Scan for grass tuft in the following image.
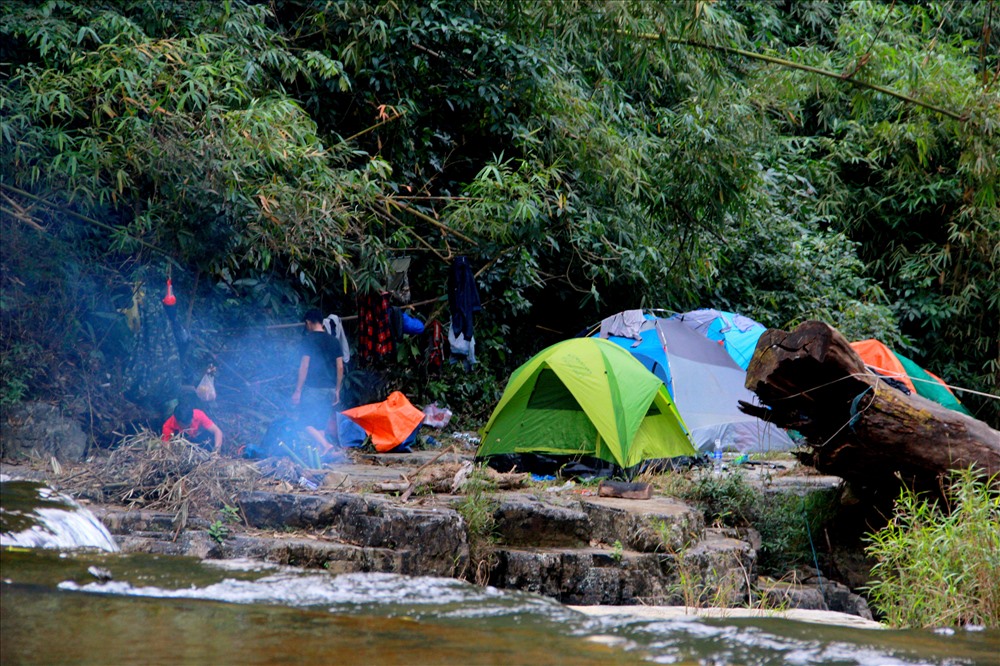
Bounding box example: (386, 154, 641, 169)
(454, 464, 500, 585)
(864, 467, 1000, 628)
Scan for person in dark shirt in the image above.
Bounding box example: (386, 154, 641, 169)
(291, 308, 344, 452)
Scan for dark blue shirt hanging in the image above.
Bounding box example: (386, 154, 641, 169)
(448, 256, 481, 339)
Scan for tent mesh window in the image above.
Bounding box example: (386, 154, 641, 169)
(527, 369, 582, 411)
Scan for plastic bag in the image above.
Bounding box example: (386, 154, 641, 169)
(196, 365, 217, 402)
(422, 402, 452, 428)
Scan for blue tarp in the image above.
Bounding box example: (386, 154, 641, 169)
(670, 309, 767, 370)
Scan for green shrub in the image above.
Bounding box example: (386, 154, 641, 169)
(0, 341, 41, 407)
(682, 470, 837, 576)
(865, 468, 1000, 628)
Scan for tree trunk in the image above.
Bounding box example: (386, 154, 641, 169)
(739, 320, 1000, 492)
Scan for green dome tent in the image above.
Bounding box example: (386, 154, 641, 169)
(478, 338, 696, 470)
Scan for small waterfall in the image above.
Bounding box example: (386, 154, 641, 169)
(1, 479, 119, 552)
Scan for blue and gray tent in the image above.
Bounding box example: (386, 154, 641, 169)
(595, 311, 794, 454)
(669, 309, 767, 371)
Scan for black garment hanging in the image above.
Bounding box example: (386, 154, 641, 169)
(448, 256, 481, 339)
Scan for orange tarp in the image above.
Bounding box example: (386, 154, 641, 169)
(341, 391, 424, 452)
(850, 339, 916, 393)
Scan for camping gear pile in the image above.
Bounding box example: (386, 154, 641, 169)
(476, 307, 975, 478)
(341, 391, 424, 452)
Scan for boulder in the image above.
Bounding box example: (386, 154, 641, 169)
(491, 547, 676, 605)
(116, 530, 221, 559)
(223, 535, 403, 573)
(94, 507, 208, 534)
(237, 491, 468, 577)
(758, 576, 874, 619)
(1, 402, 88, 462)
(677, 528, 758, 607)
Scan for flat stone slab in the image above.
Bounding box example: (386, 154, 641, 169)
(350, 450, 473, 468)
(728, 460, 843, 495)
(317, 450, 475, 490)
(223, 534, 404, 574)
(491, 493, 590, 548)
(581, 495, 705, 552)
(93, 507, 209, 534)
(569, 605, 884, 630)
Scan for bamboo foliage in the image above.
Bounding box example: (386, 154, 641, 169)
(1, 0, 996, 422)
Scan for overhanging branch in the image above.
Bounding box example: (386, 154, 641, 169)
(0, 183, 180, 265)
(380, 196, 479, 246)
(622, 31, 968, 121)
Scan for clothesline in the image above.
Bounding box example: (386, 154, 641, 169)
(866, 369, 1000, 401)
(199, 296, 444, 333)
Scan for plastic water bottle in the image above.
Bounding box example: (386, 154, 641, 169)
(713, 439, 723, 473)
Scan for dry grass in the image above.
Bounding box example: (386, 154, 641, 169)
(63, 430, 266, 519)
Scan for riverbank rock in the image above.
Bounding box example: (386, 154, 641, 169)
(492, 493, 590, 548)
(1, 402, 88, 462)
(759, 575, 873, 620)
(237, 491, 468, 577)
(581, 495, 704, 552)
(3, 455, 878, 620)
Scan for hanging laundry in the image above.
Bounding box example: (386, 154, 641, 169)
(426, 320, 445, 371)
(322, 314, 352, 365)
(388, 306, 404, 343)
(448, 256, 481, 341)
(448, 321, 476, 370)
(356, 292, 394, 364)
(599, 309, 645, 347)
(401, 312, 425, 336)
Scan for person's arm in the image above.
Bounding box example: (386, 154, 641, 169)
(206, 422, 224, 453)
(161, 418, 175, 442)
(334, 357, 344, 405)
(292, 355, 310, 405)
(194, 411, 223, 453)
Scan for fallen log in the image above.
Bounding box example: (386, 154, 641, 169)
(739, 320, 1000, 492)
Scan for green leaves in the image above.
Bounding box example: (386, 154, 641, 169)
(865, 468, 1000, 628)
(1, 0, 359, 287)
(2, 0, 995, 424)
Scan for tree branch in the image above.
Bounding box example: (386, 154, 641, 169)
(380, 197, 479, 245)
(618, 32, 969, 121)
(674, 38, 966, 120)
(368, 204, 452, 263)
(331, 108, 407, 147)
(0, 183, 181, 265)
(0, 192, 47, 232)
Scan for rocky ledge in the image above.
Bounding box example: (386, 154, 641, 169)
(68, 451, 868, 618)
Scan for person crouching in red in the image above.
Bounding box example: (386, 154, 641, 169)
(162, 399, 224, 454)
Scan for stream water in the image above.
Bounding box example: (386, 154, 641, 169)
(3, 479, 998, 665)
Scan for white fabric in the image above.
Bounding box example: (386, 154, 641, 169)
(323, 314, 351, 365)
(447, 324, 476, 365)
(599, 309, 645, 344)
